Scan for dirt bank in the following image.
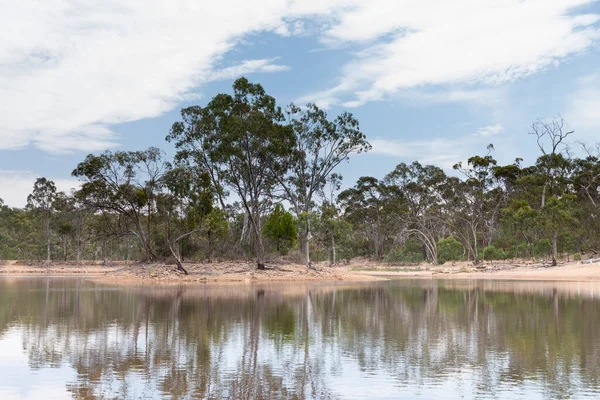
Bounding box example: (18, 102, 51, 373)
(0, 260, 384, 284)
(3, 259, 600, 283)
(350, 259, 600, 281)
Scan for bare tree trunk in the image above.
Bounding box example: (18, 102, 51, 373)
(551, 231, 558, 266)
(256, 229, 266, 270)
(541, 183, 547, 208)
(167, 229, 199, 275)
(332, 235, 336, 266)
(250, 207, 266, 270)
(45, 217, 51, 262)
(304, 218, 313, 269)
(168, 241, 189, 275)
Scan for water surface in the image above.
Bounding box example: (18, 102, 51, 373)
(1, 278, 600, 399)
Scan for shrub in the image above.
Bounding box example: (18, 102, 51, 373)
(264, 205, 297, 255)
(533, 239, 552, 257)
(383, 248, 424, 264)
(573, 253, 582, 261)
(437, 237, 463, 264)
(482, 245, 506, 261)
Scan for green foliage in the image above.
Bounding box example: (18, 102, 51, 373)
(3, 90, 600, 271)
(573, 253, 582, 261)
(264, 205, 297, 254)
(534, 239, 552, 257)
(437, 237, 464, 264)
(482, 245, 506, 261)
(383, 248, 424, 264)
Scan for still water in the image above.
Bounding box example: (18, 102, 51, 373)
(1, 278, 600, 399)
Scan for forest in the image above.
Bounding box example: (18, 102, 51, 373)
(1, 77, 599, 272)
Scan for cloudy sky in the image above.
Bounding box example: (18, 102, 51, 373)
(1, 0, 600, 206)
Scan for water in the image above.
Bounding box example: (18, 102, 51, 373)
(1, 278, 600, 399)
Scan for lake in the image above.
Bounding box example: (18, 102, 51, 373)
(1, 278, 600, 399)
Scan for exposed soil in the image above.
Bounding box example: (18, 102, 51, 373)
(3, 258, 600, 284)
(0, 259, 384, 284)
(349, 259, 600, 281)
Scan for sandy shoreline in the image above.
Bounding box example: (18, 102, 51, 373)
(2, 259, 600, 284)
(351, 260, 600, 281)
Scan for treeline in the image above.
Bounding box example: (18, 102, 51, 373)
(1, 78, 599, 271)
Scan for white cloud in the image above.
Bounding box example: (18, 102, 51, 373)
(1, 0, 598, 153)
(0, 171, 79, 208)
(474, 124, 504, 137)
(303, 0, 600, 107)
(0, 1, 294, 153)
(370, 137, 469, 169)
(566, 74, 600, 136)
(370, 126, 506, 169)
(208, 58, 290, 81)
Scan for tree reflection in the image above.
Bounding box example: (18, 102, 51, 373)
(0, 279, 599, 399)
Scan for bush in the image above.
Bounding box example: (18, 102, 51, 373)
(573, 253, 582, 261)
(383, 248, 424, 264)
(437, 237, 463, 264)
(482, 245, 506, 261)
(264, 205, 297, 255)
(534, 239, 552, 257)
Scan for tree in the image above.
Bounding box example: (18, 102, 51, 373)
(339, 177, 400, 260)
(529, 116, 573, 207)
(276, 104, 370, 268)
(264, 205, 297, 254)
(167, 77, 295, 270)
(26, 178, 57, 262)
(384, 162, 451, 264)
(159, 164, 219, 274)
(452, 147, 508, 262)
(319, 173, 344, 266)
(538, 195, 577, 266)
(72, 147, 167, 261)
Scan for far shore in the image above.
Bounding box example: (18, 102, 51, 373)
(2, 258, 600, 284)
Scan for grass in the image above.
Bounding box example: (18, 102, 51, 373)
(351, 266, 427, 272)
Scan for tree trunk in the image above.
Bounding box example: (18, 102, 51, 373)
(76, 243, 81, 264)
(167, 241, 188, 275)
(541, 183, 547, 208)
(303, 220, 313, 269)
(254, 216, 266, 270)
(45, 217, 51, 262)
(332, 235, 336, 266)
(256, 229, 266, 270)
(551, 231, 558, 266)
(305, 233, 312, 269)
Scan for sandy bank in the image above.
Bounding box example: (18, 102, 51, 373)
(0, 260, 384, 284)
(3, 259, 600, 284)
(351, 260, 600, 281)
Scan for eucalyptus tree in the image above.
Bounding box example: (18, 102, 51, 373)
(276, 103, 370, 268)
(318, 173, 345, 266)
(72, 147, 167, 261)
(52, 191, 75, 261)
(167, 77, 295, 269)
(26, 178, 57, 262)
(384, 162, 450, 264)
(159, 164, 221, 274)
(338, 177, 400, 260)
(529, 116, 573, 207)
(524, 119, 576, 265)
(452, 148, 509, 262)
(570, 143, 600, 249)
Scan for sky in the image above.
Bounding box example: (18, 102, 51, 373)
(1, 0, 600, 207)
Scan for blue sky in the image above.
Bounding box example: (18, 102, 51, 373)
(1, 0, 600, 206)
